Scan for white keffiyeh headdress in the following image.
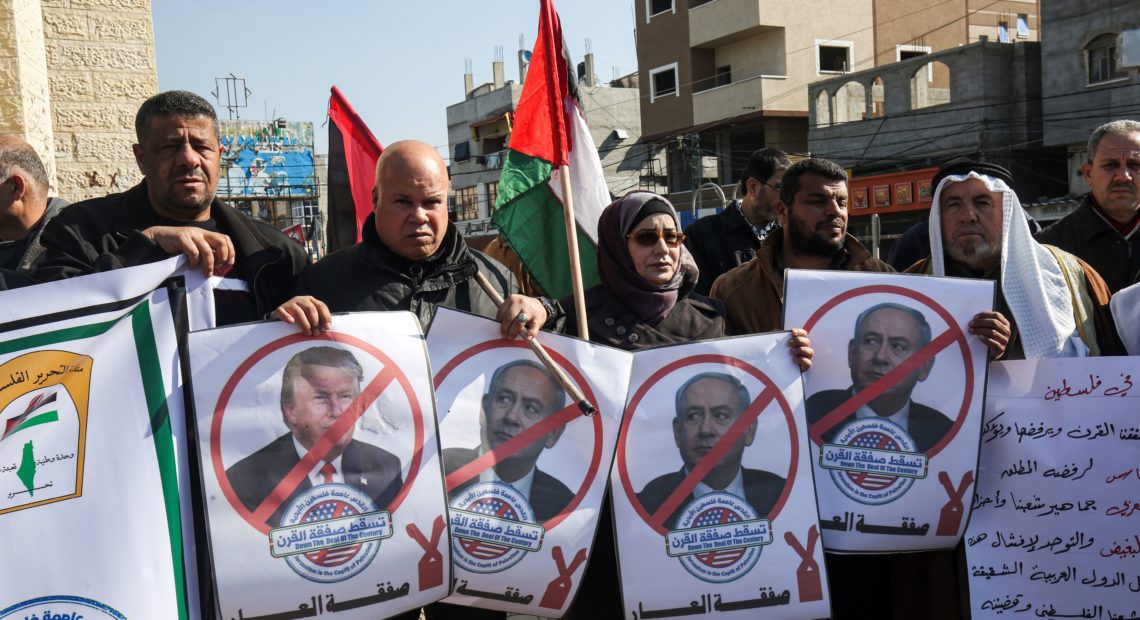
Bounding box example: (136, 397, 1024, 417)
(928, 172, 1087, 358)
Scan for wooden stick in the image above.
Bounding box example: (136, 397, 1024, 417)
(473, 271, 596, 416)
(559, 164, 590, 340)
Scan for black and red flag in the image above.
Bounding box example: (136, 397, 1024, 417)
(327, 86, 383, 252)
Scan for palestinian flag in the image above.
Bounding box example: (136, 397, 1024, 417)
(327, 86, 383, 252)
(1, 391, 57, 441)
(492, 0, 610, 300)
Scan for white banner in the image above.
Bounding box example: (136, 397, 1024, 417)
(966, 357, 1140, 619)
(428, 307, 631, 617)
(190, 313, 449, 619)
(0, 260, 201, 619)
(612, 333, 829, 619)
(784, 270, 992, 552)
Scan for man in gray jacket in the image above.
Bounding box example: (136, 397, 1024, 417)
(0, 137, 68, 288)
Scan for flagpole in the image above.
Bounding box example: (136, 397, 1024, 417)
(558, 165, 590, 340)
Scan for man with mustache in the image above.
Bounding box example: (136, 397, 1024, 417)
(1037, 120, 1140, 293)
(35, 90, 308, 326)
(907, 160, 1120, 359)
(709, 157, 892, 334)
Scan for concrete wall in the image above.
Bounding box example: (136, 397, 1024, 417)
(636, 0, 695, 138)
(42, 0, 157, 201)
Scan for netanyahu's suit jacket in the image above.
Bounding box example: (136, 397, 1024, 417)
(637, 467, 786, 530)
(442, 447, 574, 523)
(227, 433, 403, 527)
(805, 387, 954, 453)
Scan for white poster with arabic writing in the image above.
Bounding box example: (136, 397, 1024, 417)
(190, 313, 449, 620)
(612, 333, 829, 620)
(0, 259, 201, 620)
(784, 270, 992, 553)
(965, 357, 1140, 619)
(427, 307, 631, 618)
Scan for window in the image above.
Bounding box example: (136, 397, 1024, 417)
(817, 42, 853, 74)
(453, 141, 470, 162)
(998, 21, 1010, 43)
(715, 65, 731, 87)
(899, 50, 927, 61)
(647, 0, 673, 20)
(453, 186, 479, 221)
(650, 63, 678, 101)
(1016, 14, 1029, 38)
(485, 181, 498, 212)
(1087, 33, 1126, 85)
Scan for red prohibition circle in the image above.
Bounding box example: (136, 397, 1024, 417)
(616, 354, 800, 536)
(434, 339, 603, 532)
(801, 283, 975, 459)
(211, 331, 426, 536)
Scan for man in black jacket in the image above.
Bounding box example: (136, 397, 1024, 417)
(1037, 120, 1140, 293)
(35, 90, 308, 325)
(684, 148, 789, 294)
(279, 140, 553, 338)
(0, 137, 69, 288)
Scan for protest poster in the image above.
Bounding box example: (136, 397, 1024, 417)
(428, 307, 632, 617)
(612, 333, 829, 620)
(784, 270, 992, 552)
(190, 312, 448, 619)
(0, 259, 205, 619)
(966, 357, 1140, 619)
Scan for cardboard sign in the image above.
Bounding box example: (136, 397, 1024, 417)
(190, 313, 448, 619)
(612, 333, 829, 619)
(428, 308, 631, 617)
(784, 270, 992, 552)
(966, 358, 1140, 619)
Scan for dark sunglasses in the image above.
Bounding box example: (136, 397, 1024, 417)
(627, 229, 686, 247)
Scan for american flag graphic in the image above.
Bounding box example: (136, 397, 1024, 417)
(846, 431, 901, 490)
(692, 507, 746, 568)
(301, 500, 361, 567)
(458, 498, 519, 560)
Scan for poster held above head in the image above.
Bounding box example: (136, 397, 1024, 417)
(784, 270, 992, 553)
(189, 313, 448, 620)
(612, 333, 829, 619)
(428, 307, 631, 617)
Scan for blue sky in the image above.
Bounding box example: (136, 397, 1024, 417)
(152, 1, 639, 155)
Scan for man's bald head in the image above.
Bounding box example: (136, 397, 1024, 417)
(372, 140, 451, 260)
(0, 137, 51, 241)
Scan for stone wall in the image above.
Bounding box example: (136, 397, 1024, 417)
(0, 0, 157, 201)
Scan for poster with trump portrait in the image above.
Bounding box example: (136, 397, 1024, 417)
(611, 333, 829, 620)
(427, 307, 632, 617)
(784, 270, 993, 553)
(189, 313, 449, 620)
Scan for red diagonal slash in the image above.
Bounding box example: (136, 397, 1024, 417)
(809, 328, 956, 444)
(648, 388, 779, 530)
(936, 470, 974, 536)
(539, 546, 588, 609)
(407, 515, 446, 590)
(250, 365, 399, 525)
(444, 403, 581, 491)
(784, 525, 823, 602)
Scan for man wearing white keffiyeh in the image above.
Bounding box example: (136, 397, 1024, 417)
(906, 160, 1121, 359)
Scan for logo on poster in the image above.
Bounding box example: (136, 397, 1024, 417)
(668, 492, 769, 583)
(278, 483, 383, 582)
(0, 595, 125, 619)
(449, 482, 544, 573)
(825, 418, 925, 504)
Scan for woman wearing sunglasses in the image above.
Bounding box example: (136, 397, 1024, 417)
(562, 191, 726, 348)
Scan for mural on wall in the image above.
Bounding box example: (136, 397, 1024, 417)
(217, 120, 316, 198)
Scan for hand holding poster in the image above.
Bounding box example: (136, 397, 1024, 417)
(611, 333, 829, 619)
(189, 313, 448, 619)
(966, 358, 1140, 619)
(428, 307, 631, 617)
(0, 259, 206, 619)
(784, 270, 992, 552)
